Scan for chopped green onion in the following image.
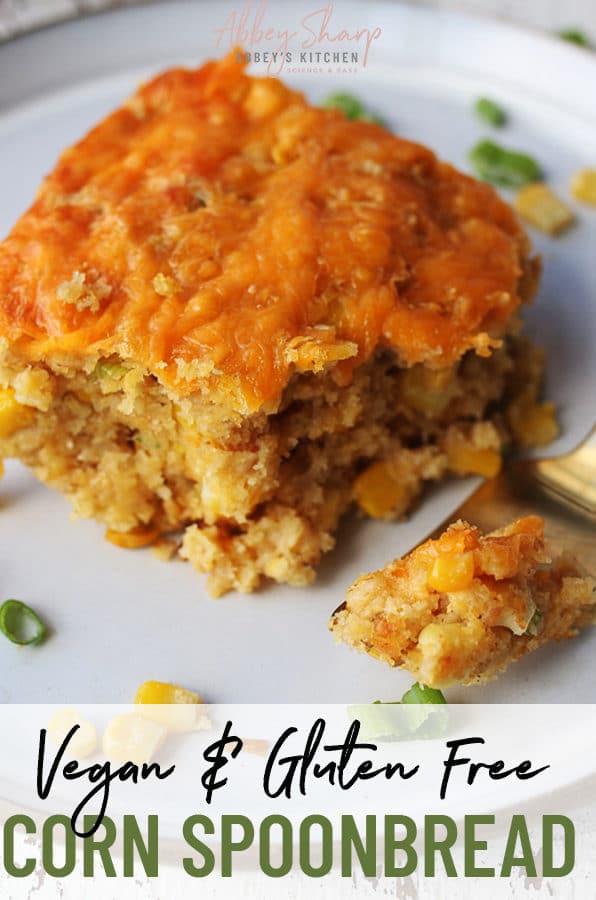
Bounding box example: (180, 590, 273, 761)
(469, 139, 542, 188)
(401, 682, 447, 705)
(558, 29, 592, 48)
(323, 92, 364, 118)
(525, 608, 543, 636)
(94, 360, 128, 380)
(474, 97, 506, 127)
(323, 92, 385, 125)
(348, 682, 448, 742)
(0, 599, 46, 646)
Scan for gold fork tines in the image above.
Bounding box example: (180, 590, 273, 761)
(427, 426, 596, 576)
(534, 443, 596, 520)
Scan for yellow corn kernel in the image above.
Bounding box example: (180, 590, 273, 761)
(353, 460, 411, 519)
(105, 525, 159, 549)
(152, 272, 178, 296)
(416, 621, 483, 688)
(135, 680, 202, 705)
(507, 399, 559, 448)
(0, 387, 35, 438)
(150, 538, 178, 561)
(447, 445, 502, 478)
(427, 551, 475, 592)
(400, 365, 453, 416)
(515, 183, 575, 235)
(571, 168, 596, 206)
(135, 681, 204, 733)
(0, 460, 4, 480)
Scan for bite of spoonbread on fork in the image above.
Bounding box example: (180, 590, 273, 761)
(330, 516, 595, 687)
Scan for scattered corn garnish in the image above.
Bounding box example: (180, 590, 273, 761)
(0, 387, 35, 438)
(427, 552, 475, 592)
(447, 445, 502, 478)
(571, 168, 596, 206)
(105, 525, 160, 549)
(102, 713, 167, 765)
(353, 460, 412, 519)
(47, 708, 98, 758)
(135, 680, 204, 732)
(515, 183, 575, 235)
(135, 680, 202, 705)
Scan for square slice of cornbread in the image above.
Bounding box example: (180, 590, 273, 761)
(0, 55, 555, 594)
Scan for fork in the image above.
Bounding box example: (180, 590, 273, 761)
(425, 425, 596, 575)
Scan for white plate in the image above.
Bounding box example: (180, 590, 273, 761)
(0, 2, 595, 703)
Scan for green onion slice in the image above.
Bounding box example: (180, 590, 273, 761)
(474, 97, 506, 127)
(401, 682, 447, 705)
(469, 139, 542, 188)
(559, 29, 592, 48)
(525, 608, 544, 637)
(94, 360, 129, 380)
(0, 599, 47, 646)
(323, 92, 385, 125)
(349, 682, 448, 742)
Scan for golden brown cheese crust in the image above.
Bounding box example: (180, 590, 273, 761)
(0, 54, 533, 411)
(331, 516, 595, 687)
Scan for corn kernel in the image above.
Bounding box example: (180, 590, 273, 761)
(427, 552, 475, 592)
(0, 387, 35, 438)
(417, 621, 482, 687)
(571, 168, 596, 206)
(447, 445, 502, 478)
(353, 460, 411, 518)
(150, 539, 178, 561)
(135, 680, 203, 732)
(105, 525, 159, 549)
(135, 680, 202, 705)
(152, 272, 178, 296)
(507, 399, 559, 448)
(400, 365, 453, 416)
(102, 713, 166, 765)
(515, 183, 575, 235)
(0, 460, 4, 480)
(47, 708, 98, 758)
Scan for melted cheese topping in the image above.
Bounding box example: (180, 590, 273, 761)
(0, 54, 532, 411)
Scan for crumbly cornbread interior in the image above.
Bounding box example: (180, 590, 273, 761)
(0, 333, 552, 595)
(330, 516, 595, 686)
